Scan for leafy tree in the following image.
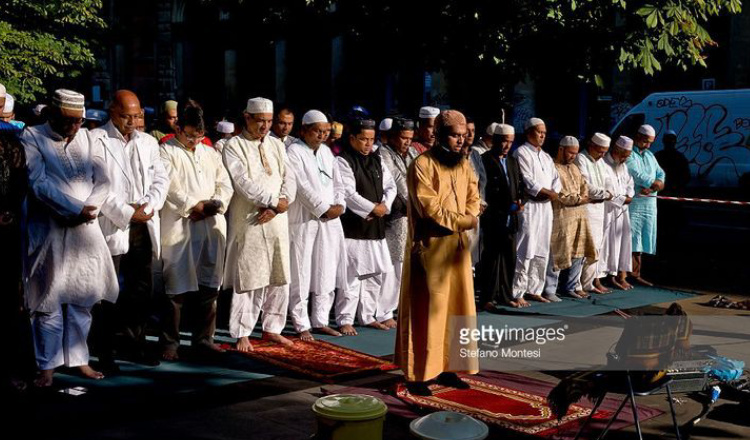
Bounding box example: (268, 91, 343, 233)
(295, 0, 741, 88)
(0, 0, 106, 102)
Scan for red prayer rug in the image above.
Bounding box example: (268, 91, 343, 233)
(327, 372, 663, 439)
(221, 338, 397, 382)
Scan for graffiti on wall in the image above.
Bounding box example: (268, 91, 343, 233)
(653, 97, 750, 185)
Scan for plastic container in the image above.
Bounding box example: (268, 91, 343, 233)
(312, 394, 388, 440)
(410, 411, 489, 440)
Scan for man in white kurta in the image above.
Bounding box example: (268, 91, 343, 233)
(22, 89, 118, 386)
(336, 118, 397, 335)
(378, 118, 418, 329)
(599, 136, 636, 290)
(286, 110, 348, 341)
(159, 103, 234, 359)
(223, 97, 293, 352)
(93, 90, 169, 368)
(512, 118, 561, 304)
(575, 133, 614, 294)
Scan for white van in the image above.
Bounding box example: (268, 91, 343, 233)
(611, 89, 750, 187)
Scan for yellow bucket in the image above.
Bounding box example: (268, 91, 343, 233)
(312, 394, 388, 440)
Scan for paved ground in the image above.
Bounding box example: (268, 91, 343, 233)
(6, 292, 750, 439)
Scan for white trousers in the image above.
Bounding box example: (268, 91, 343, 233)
(229, 285, 289, 338)
(512, 256, 548, 298)
(377, 260, 403, 322)
(289, 288, 336, 332)
(32, 304, 93, 370)
(336, 273, 382, 326)
(580, 261, 599, 291)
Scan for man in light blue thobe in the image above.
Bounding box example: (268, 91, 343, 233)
(626, 124, 665, 286)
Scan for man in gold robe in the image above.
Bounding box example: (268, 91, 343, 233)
(544, 136, 597, 300)
(395, 110, 480, 396)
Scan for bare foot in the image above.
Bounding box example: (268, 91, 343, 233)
(526, 294, 550, 303)
(620, 279, 634, 290)
(34, 370, 54, 388)
(569, 291, 589, 299)
(339, 324, 358, 336)
(594, 280, 612, 293)
(633, 277, 653, 287)
(610, 276, 629, 290)
(162, 349, 180, 361)
(313, 326, 342, 337)
(591, 287, 608, 294)
(78, 365, 105, 380)
(262, 332, 294, 348)
(366, 321, 389, 330)
(516, 298, 530, 308)
(299, 330, 315, 342)
(235, 336, 254, 353)
(380, 318, 397, 329)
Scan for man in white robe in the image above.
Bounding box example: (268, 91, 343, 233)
(223, 97, 293, 352)
(599, 136, 636, 290)
(378, 118, 418, 329)
(575, 133, 614, 294)
(22, 89, 118, 387)
(214, 121, 235, 153)
(336, 118, 397, 335)
(93, 90, 169, 368)
(512, 118, 561, 305)
(159, 101, 233, 359)
(286, 110, 348, 341)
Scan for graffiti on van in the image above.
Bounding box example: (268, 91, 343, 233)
(654, 99, 750, 183)
(610, 102, 632, 128)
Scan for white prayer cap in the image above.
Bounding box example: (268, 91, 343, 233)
(245, 97, 273, 114)
(379, 118, 393, 131)
(52, 88, 85, 118)
(33, 104, 47, 116)
(418, 106, 440, 119)
(0, 84, 6, 98)
(665, 129, 677, 137)
(559, 136, 579, 148)
(591, 132, 611, 148)
(493, 123, 515, 136)
(486, 122, 499, 136)
(615, 135, 634, 151)
(217, 121, 235, 134)
(638, 124, 656, 137)
(3, 94, 14, 114)
(302, 109, 328, 125)
(524, 117, 545, 130)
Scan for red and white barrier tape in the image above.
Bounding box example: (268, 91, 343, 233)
(639, 195, 750, 206)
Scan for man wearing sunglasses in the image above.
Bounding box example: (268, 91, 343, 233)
(21, 89, 119, 387)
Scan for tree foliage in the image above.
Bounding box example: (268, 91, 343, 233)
(0, 0, 106, 103)
(293, 0, 741, 87)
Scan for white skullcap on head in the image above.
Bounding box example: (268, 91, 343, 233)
(559, 136, 579, 148)
(486, 122, 499, 136)
(0, 84, 6, 98)
(217, 121, 235, 134)
(591, 132, 611, 148)
(638, 124, 656, 137)
(493, 123, 515, 136)
(245, 97, 273, 114)
(302, 109, 328, 125)
(379, 118, 393, 131)
(418, 106, 440, 119)
(3, 94, 15, 114)
(33, 104, 47, 116)
(615, 136, 634, 151)
(524, 117, 545, 130)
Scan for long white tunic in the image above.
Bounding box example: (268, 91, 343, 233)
(575, 151, 611, 252)
(92, 121, 169, 258)
(513, 142, 561, 260)
(21, 124, 118, 312)
(160, 138, 234, 295)
(336, 154, 397, 277)
(286, 141, 348, 294)
(223, 133, 291, 291)
(599, 153, 635, 274)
